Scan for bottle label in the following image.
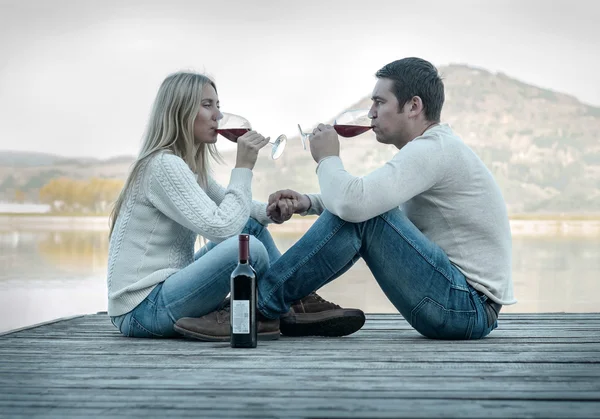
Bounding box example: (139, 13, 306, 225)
(232, 300, 250, 334)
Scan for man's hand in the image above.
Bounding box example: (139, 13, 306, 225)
(267, 189, 311, 224)
(309, 123, 340, 163)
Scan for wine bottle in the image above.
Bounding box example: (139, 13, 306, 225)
(230, 234, 257, 348)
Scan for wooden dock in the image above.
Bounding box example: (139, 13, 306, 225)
(1, 313, 599, 418)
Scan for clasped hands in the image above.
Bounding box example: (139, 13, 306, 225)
(266, 123, 339, 223)
(266, 189, 311, 224)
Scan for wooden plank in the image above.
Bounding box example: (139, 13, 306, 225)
(2, 390, 600, 403)
(0, 313, 598, 418)
(0, 378, 600, 402)
(3, 341, 600, 351)
(1, 399, 599, 419)
(0, 314, 85, 337)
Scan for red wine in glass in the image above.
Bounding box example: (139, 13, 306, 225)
(297, 109, 372, 147)
(216, 128, 250, 142)
(217, 113, 287, 159)
(334, 125, 372, 137)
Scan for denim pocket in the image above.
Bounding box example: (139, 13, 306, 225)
(127, 316, 164, 338)
(411, 297, 475, 340)
(473, 290, 500, 330)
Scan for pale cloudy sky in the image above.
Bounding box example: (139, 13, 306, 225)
(0, 0, 598, 158)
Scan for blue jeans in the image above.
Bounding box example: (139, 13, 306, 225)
(258, 209, 498, 340)
(111, 218, 281, 338)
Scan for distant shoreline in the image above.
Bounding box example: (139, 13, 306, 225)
(1, 212, 600, 220)
(1, 213, 599, 236)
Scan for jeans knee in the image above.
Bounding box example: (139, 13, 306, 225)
(249, 236, 269, 272)
(244, 217, 265, 235)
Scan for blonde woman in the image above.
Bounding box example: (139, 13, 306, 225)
(108, 71, 365, 340)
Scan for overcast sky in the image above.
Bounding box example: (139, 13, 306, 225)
(0, 0, 598, 158)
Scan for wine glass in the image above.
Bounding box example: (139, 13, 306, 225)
(297, 109, 372, 150)
(217, 112, 287, 160)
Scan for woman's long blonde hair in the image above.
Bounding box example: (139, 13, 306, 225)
(109, 72, 222, 236)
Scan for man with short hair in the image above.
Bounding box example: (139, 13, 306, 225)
(261, 57, 516, 339)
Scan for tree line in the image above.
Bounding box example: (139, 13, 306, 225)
(38, 177, 124, 214)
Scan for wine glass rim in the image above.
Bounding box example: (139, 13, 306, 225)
(218, 112, 251, 130)
(338, 108, 370, 115)
(334, 108, 371, 126)
(220, 111, 245, 118)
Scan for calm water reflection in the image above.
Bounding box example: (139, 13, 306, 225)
(1, 228, 599, 333)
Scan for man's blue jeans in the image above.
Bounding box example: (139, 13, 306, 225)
(111, 218, 280, 338)
(258, 209, 497, 340)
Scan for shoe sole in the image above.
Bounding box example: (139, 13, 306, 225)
(280, 310, 366, 337)
(173, 324, 280, 342)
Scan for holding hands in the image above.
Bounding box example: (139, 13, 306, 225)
(267, 189, 311, 224)
(265, 122, 338, 224)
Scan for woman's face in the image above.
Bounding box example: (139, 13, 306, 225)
(193, 83, 222, 145)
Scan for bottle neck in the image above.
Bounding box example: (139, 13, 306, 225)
(238, 234, 250, 263)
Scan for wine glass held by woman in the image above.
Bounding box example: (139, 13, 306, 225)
(217, 112, 287, 160)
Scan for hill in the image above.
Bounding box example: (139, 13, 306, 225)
(2, 64, 599, 214)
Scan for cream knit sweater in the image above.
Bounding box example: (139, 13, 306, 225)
(107, 152, 270, 316)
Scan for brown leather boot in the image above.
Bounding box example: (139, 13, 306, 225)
(280, 292, 365, 337)
(174, 299, 280, 342)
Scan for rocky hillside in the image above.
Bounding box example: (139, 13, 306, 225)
(2, 64, 599, 214)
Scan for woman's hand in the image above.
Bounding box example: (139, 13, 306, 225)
(267, 189, 311, 223)
(235, 131, 270, 170)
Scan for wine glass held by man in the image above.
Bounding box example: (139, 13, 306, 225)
(297, 108, 372, 150)
(107, 71, 365, 341)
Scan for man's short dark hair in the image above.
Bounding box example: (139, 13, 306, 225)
(375, 57, 444, 122)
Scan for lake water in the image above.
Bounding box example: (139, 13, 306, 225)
(0, 224, 599, 333)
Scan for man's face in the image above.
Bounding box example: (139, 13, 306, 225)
(368, 78, 410, 148)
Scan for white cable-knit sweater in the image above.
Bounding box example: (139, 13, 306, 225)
(107, 152, 271, 316)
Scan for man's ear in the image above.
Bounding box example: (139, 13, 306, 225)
(408, 96, 424, 116)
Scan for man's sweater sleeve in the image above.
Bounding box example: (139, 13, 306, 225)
(146, 153, 253, 243)
(300, 193, 326, 216)
(316, 137, 447, 222)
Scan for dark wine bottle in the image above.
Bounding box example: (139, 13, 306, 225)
(230, 234, 257, 348)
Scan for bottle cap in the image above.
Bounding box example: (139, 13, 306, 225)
(238, 234, 250, 261)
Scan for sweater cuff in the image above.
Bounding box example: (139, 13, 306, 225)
(252, 202, 272, 225)
(316, 155, 343, 174)
(300, 193, 325, 216)
(229, 168, 253, 188)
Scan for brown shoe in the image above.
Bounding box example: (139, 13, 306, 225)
(280, 292, 365, 337)
(174, 299, 280, 342)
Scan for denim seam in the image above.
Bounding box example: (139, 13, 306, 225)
(379, 213, 453, 283)
(451, 283, 471, 292)
(412, 297, 476, 315)
(259, 217, 347, 312)
(130, 316, 163, 337)
(163, 261, 238, 323)
(466, 311, 475, 339)
(246, 217, 262, 238)
(411, 297, 476, 339)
